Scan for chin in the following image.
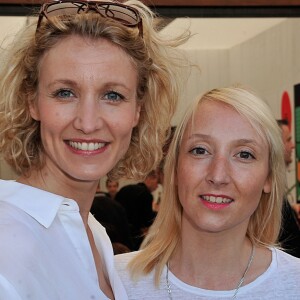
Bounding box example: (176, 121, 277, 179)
(68, 171, 106, 182)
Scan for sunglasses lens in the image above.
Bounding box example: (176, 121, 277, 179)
(44, 2, 139, 26)
(96, 4, 139, 26)
(45, 2, 88, 17)
(38, 1, 142, 36)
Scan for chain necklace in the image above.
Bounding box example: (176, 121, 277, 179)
(166, 242, 255, 299)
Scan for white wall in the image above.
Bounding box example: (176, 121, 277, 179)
(0, 16, 26, 48)
(173, 18, 299, 121)
(228, 18, 299, 198)
(173, 18, 300, 199)
(172, 49, 229, 124)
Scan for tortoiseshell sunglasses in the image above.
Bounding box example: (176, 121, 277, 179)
(36, 0, 143, 37)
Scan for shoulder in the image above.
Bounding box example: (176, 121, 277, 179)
(114, 251, 138, 289)
(115, 251, 138, 272)
(274, 248, 300, 272)
(246, 248, 300, 298)
(115, 251, 164, 299)
(118, 184, 138, 192)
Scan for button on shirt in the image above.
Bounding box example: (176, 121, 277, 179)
(0, 180, 127, 300)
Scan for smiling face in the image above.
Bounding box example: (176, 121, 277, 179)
(30, 35, 140, 183)
(176, 100, 271, 236)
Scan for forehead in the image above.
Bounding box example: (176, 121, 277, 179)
(188, 100, 246, 130)
(37, 35, 138, 94)
(39, 34, 136, 72)
(183, 100, 268, 147)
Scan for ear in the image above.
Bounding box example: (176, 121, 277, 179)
(133, 103, 141, 127)
(263, 175, 272, 194)
(29, 100, 40, 121)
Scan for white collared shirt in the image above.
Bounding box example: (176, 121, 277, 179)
(0, 180, 127, 300)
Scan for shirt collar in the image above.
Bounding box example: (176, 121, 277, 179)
(0, 180, 78, 228)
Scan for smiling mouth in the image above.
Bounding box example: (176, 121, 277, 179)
(68, 141, 106, 151)
(201, 195, 233, 204)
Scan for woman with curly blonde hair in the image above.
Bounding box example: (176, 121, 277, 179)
(116, 86, 300, 299)
(0, 1, 188, 299)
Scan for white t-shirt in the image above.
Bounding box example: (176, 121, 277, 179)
(0, 180, 128, 300)
(115, 248, 300, 299)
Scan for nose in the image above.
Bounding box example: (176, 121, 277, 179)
(205, 156, 230, 186)
(73, 99, 102, 134)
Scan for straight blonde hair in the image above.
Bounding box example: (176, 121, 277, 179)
(129, 86, 286, 285)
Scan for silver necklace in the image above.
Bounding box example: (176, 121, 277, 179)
(166, 242, 255, 299)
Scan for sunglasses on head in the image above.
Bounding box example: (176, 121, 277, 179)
(36, 0, 143, 37)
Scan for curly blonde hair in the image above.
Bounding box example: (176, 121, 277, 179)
(0, 0, 189, 179)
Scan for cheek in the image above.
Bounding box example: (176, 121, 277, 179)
(39, 110, 67, 143)
(36, 99, 66, 125)
(112, 107, 139, 135)
(240, 172, 268, 204)
(109, 117, 136, 155)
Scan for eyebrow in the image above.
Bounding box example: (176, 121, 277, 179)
(188, 133, 261, 147)
(47, 79, 78, 89)
(47, 79, 132, 92)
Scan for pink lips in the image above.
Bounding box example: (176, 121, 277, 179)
(65, 140, 109, 156)
(200, 195, 233, 210)
(202, 200, 231, 210)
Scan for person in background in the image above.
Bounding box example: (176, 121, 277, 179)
(106, 179, 119, 200)
(277, 119, 295, 168)
(277, 119, 300, 219)
(0, 0, 189, 299)
(277, 119, 300, 258)
(115, 170, 159, 250)
(116, 86, 300, 299)
(91, 192, 133, 253)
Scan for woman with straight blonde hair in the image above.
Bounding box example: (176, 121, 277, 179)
(0, 1, 189, 299)
(116, 86, 300, 299)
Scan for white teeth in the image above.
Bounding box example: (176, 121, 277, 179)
(202, 195, 232, 204)
(69, 141, 105, 151)
(216, 197, 223, 203)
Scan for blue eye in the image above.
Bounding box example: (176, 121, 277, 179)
(53, 89, 74, 99)
(237, 151, 255, 160)
(104, 91, 125, 102)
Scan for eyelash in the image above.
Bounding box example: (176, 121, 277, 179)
(189, 146, 208, 156)
(236, 150, 255, 160)
(103, 90, 125, 103)
(51, 89, 75, 99)
(50, 89, 126, 103)
(189, 147, 256, 160)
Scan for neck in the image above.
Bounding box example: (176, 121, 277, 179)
(18, 169, 98, 226)
(170, 228, 254, 290)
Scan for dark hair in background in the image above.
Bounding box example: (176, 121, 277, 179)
(277, 119, 289, 127)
